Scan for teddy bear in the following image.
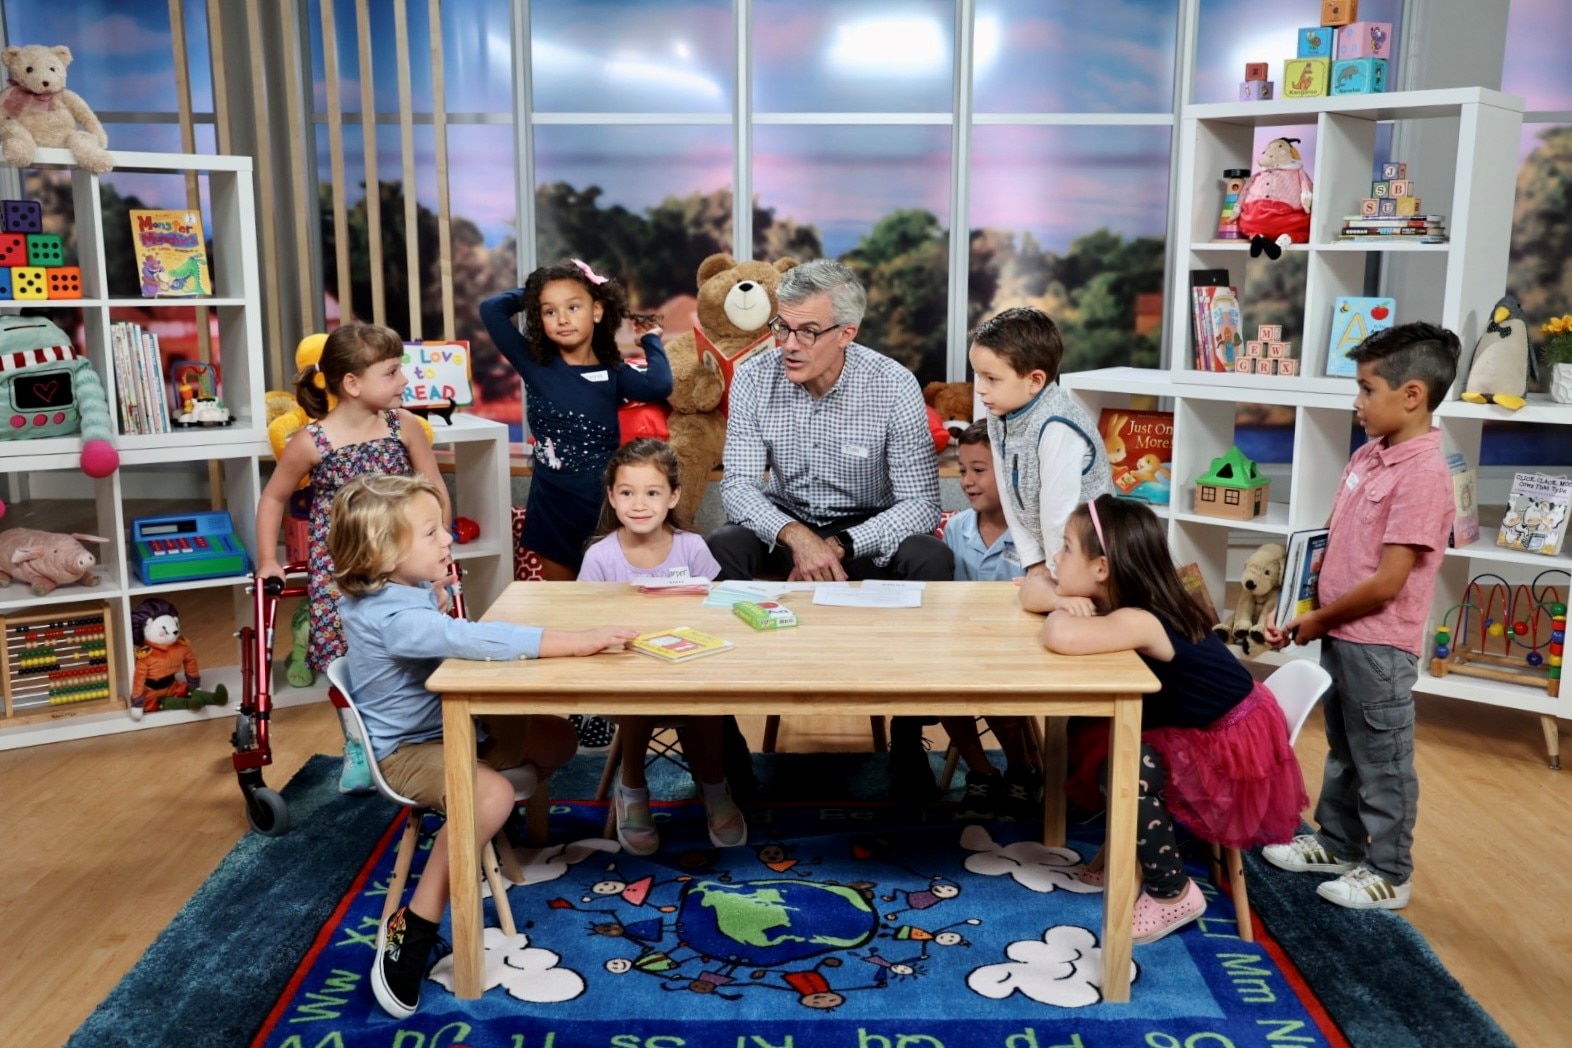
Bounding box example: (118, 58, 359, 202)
(663, 252, 798, 524)
(1215, 542, 1286, 655)
(923, 380, 975, 452)
(1238, 137, 1312, 260)
(0, 45, 113, 173)
(127, 597, 228, 719)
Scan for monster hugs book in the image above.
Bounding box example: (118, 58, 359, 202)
(130, 209, 211, 298)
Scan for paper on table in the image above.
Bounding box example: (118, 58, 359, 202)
(811, 580, 924, 608)
(635, 576, 712, 595)
(703, 581, 794, 608)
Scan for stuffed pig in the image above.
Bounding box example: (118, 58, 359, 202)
(0, 527, 104, 595)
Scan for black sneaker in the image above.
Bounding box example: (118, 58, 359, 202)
(955, 770, 1002, 821)
(372, 906, 439, 1019)
(998, 768, 1043, 822)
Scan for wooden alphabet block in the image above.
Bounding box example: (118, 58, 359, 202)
(1276, 358, 1300, 376)
(1239, 80, 1275, 100)
(1380, 162, 1407, 180)
(1246, 340, 1265, 358)
(1235, 356, 1255, 373)
(1255, 361, 1277, 377)
(1378, 198, 1398, 217)
(1388, 179, 1412, 197)
(1257, 324, 1282, 342)
(1296, 27, 1334, 58)
(1245, 62, 1269, 82)
(1360, 198, 1381, 216)
(1268, 341, 1290, 358)
(1321, 0, 1357, 27)
(1283, 58, 1329, 98)
(1336, 21, 1392, 59)
(1372, 181, 1390, 198)
(11, 266, 47, 300)
(1395, 196, 1421, 215)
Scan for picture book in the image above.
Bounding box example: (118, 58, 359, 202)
(130, 209, 210, 297)
(1189, 269, 1231, 371)
(1326, 296, 1395, 377)
(1099, 408, 1174, 504)
(1496, 472, 1571, 557)
(629, 626, 734, 663)
(1276, 528, 1330, 629)
(1176, 562, 1220, 624)
(733, 600, 799, 630)
(1447, 453, 1479, 549)
(1189, 272, 1241, 371)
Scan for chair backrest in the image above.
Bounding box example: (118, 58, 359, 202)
(326, 657, 420, 809)
(1262, 659, 1333, 745)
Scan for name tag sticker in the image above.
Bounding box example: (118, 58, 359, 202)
(1346, 472, 1360, 491)
(582, 370, 610, 383)
(841, 444, 870, 459)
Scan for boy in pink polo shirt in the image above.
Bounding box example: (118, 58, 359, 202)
(1262, 322, 1459, 910)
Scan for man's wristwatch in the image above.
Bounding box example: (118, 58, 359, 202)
(832, 532, 854, 560)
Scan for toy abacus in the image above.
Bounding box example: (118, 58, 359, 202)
(1, 606, 120, 718)
(1430, 571, 1567, 701)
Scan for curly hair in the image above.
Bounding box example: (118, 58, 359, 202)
(520, 260, 629, 369)
(131, 597, 181, 646)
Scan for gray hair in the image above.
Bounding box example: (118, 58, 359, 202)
(777, 258, 866, 327)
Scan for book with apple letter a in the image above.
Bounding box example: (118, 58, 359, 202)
(1276, 528, 1330, 630)
(1326, 296, 1394, 377)
(629, 626, 735, 663)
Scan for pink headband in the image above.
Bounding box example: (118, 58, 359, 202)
(1088, 497, 1107, 557)
(570, 258, 608, 285)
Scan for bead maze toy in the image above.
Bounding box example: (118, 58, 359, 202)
(1, 606, 119, 719)
(1430, 570, 1567, 767)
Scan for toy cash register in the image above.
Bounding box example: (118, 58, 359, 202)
(130, 511, 251, 585)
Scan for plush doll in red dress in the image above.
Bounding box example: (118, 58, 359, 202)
(1238, 137, 1314, 259)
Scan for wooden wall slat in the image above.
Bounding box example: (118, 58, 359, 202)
(429, 0, 455, 338)
(279, 0, 317, 331)
(355, 0, 386, 327)
(320, 0, 354, 321)
(393, 0, 422, 340)
(244, 0, 286, 389)
(206, 0, 233, 155)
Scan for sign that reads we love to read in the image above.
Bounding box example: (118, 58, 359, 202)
(401, 340, 474, 407)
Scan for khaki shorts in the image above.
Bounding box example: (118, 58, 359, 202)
(378, 715, 538, 812)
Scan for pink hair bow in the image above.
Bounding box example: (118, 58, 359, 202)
(570, 258, 608, 285)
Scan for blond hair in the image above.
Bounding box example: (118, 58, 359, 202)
(328, 472, 443, 597)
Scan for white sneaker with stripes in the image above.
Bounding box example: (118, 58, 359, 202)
(1316, 866, 1411, 910)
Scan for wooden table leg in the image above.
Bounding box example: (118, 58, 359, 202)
(1101, 694, 1142, 1003)
(443, 696, 483, 999)
(1040, 715, 1068, 848)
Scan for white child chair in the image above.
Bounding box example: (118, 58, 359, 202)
(326, 657, 528, 934)
(1221, 658, 1332, 943)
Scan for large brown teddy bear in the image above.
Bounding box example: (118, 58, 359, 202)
(0, 44, 113, 173)
(664, 253, 798, 523)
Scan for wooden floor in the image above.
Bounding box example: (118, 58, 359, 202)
(2, 692, 1568, 1045)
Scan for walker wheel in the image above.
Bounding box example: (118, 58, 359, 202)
(246, 787, 291, 836)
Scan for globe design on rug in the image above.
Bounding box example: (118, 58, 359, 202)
(675, 878, 878, 966)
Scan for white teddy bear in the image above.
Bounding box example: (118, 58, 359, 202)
(0, 44, 113, 173)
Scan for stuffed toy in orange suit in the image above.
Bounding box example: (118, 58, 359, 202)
(128, 597, 227, 719)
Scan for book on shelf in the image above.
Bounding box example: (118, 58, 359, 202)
(1188, 269, 1230, 371)
(1496, 472, 1571, 557)
(629, 626, 734, 663)
(1326, 296, 1395, 377)
(1099, 408, 1173, 504)
(1275, 528, 1330, 630)
(130, 208, 211, 298)
(1190, 273, 1241, 372)
(1176, 562, 1219, 625)
(110, 320, 173, 435)
(1446, 453, 1479, 549)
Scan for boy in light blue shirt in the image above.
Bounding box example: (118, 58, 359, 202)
(940, 422, 1039, 819)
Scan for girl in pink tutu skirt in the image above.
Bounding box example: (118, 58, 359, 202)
(1021, 494, 1307, 945)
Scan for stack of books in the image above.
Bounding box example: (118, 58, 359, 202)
(1337, 214, 1448, 241)
(110, 320, 173, 435)
(1447, 452, 1479, 549)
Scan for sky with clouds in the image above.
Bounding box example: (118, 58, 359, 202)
(8, 0, 1570, 256)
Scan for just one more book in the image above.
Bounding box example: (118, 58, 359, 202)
(1099, 409, 1173, 505)
(130, 209, 210, 298)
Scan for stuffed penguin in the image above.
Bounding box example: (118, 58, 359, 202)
(1460, 294, 1536, 411)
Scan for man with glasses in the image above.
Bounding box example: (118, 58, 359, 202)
(710, 258, 952, 801)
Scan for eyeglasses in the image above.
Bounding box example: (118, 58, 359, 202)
(767, 317, 845, 347)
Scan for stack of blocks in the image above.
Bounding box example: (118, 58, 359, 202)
(1284, 1, 1390, 99)
(1240, 62, 1273, 101)
(1235, 325, 1299, 376)
(0, 200, 81, 301)
(1362, 163, 1422, 216)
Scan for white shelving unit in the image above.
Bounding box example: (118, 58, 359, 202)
(0, 148, 516, 750)
(1067, 87, 1570, 766)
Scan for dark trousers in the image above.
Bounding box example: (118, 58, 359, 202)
(708, 521, 954, 584)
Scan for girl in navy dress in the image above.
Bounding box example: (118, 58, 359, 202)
(481, 259, 673, 579)
(1030, 494, 1307, 945)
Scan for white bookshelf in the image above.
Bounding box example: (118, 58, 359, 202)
(1067, 87, 1571, 766)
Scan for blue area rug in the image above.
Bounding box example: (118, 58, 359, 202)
(71, 754, 1511, 1048)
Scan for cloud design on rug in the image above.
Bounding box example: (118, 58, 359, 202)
(958, 824, 1101, 893)
(516, 837, 621, 886)
(429, 927, 587, 1003)
(967, 925, 1138, 1008)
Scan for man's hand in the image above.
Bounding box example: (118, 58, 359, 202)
(781, 523, 849, 582)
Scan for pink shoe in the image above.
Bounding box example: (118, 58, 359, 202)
(1071, 866, 1105, 890)
(1131, 880, 1205, 945)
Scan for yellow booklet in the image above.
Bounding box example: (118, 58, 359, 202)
(629, 626, 734, 663)
(130, 209, 211, 297)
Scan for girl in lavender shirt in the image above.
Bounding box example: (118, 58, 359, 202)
(578, 438, 745, 855)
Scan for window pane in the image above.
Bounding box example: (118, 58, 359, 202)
(973, 0, 1179, 113)
(1504, 0, 1572, 112)
(755, 125, 951, 381)
(4, 2, 184, 112)
(754, 0, 955, 113)
(531, 0, 733, 113)
(1509, 124, 1572, 332)
(968, 125, 1170, 372)
(1194, 0, 1403, 105)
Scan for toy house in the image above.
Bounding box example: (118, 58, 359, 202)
(1194, 445, 1271, 520)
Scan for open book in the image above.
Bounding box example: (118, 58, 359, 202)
(1275, 528, 1330, 630)
(629, 627, 734, 663)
